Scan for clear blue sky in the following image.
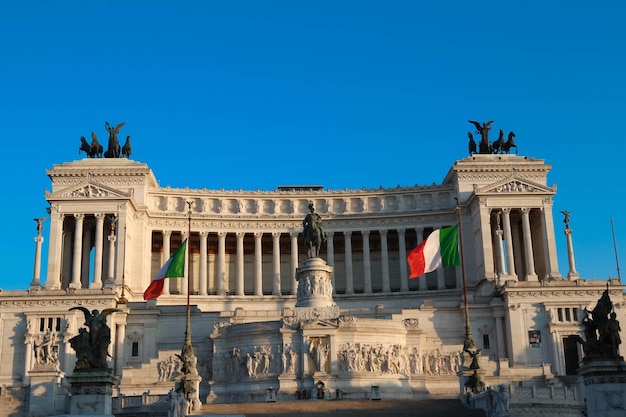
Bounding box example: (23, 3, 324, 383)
(1, 1, 625, 290)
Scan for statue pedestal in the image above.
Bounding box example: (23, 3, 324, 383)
(66, 370, 119, 416)
(28, 367, 66, 417)
(295, 258, 337, 320)
(579, 359, 626, 417)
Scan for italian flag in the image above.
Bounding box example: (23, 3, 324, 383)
(407, 226, 460, 278)
(143, 239, 187, 300)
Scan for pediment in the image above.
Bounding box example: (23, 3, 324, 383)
(45, 179, 131, 200)
(302, 318, 340, 329)
(474, 174, 555, 195)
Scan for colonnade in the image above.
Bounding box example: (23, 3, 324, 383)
(489, 206, 560, 282)
(38, 211, 462, 294)
(152, 226, 461, 297)
(43, 212, 118, 290)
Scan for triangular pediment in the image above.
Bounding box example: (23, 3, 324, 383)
(45, 179, 131, 200)
(474, 174, 556, 195)
(302, 318, 340, 329)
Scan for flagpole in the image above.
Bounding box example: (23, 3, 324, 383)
(176, 200, 200, 410)
(455, 198, 482, 394)
(186, 201, 192, 344)
(455, 199, 475, 352)
(611, 218, 621, 283)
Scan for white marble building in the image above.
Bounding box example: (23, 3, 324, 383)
(0, 153, 622, 416)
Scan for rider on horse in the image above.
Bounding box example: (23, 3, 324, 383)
(302, 203, 326, 258)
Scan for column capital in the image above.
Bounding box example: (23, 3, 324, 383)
(254, 231, 263, 238)
(397, 228, 406, 235)
(343, 231, 352, 238)
(326, 231, 334, 238)
(379, 229, 388, 237)
(217, 231, 226, 238)
(73, 213, 85, 220)
(501, 208, 512, 215)
(290, 231, 299, 238)
(362, 230, 371, 237)
(199, 230, 209, 238)
(236, 231, 245, 238)
(94, 212, 106, 220)
(272, 231, 281, 238)
(520, 207, 531, 214)
(162, 230, 172, 237)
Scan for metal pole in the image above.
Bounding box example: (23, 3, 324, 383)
(611, 218, 621, 282)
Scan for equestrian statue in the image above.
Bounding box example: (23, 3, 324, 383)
(302, 203, 327, 258)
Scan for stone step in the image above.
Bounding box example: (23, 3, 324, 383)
(194, 399, 486, 417)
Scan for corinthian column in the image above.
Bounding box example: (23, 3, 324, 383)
(326, 232, 335, 294)
(565, 228, 579, 279)
(343, 232, 354, 295)
(398, 229, 409, 292)
(69, 214, 85, 289)
(31, 218, 45, 289)
(45, 210, 64, 289)
(254, 232, 263, 296)
(199, 231, 208, 296)
(161, 230, 171, 295)
(380, 230, 390, 293)
(290, 232, 299, 295)
(272, 232, 281, 295)
(520, 208, 537, 281)
(362, 230, 372, 294)
(92, 213, 105, 289)
(217, 232, 226, 296)
(236, 232, 245, 296)
(501, 208, 517, 280)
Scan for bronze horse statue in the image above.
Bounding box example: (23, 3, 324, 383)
(121, 136, 132, 158)
(467, 132, 477, 155)
(503, 131, 518, 154)
(79, 133, 104, 158)
(491, 129, 506, 154)
(302, 203, 326, 258)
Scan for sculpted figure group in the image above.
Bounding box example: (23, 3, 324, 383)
(79, 121, 132, 159)
(69, 307, 120, 371)
(467, 120, 518, 155)
(569, 289, 622, 360)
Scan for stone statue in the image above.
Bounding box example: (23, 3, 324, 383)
(69, 307, 121, 370)
(34, 330, 57, 366)
(104, 121, 125, 158)
(302, 203, 326, 258)
(468, 120, 494, 154)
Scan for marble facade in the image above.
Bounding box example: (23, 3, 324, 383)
(0, 154, 623, 416)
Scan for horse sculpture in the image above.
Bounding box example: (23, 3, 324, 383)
(302, 203, 326, 258)
(79, 136, 91, 157)
(503, 131, 517, 154)
(90, 132, 103, 157)
(79, 134, 104, 158)
(492, 129, 506, 154)
(467, 132, 477, 155)
(121, 136, 132, 158)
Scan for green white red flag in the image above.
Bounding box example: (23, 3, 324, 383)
(407, 226, 460, 278)
(143, 239, 187, 300)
